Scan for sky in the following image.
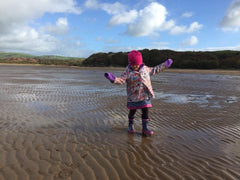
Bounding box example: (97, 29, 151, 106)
(0, 0, 240, 58)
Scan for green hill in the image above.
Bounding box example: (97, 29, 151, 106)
(0, 52, 81, 60)
(0, 52, 35, 59)
(0, 52, 85, 66)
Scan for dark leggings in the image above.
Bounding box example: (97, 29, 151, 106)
(128, 107, 149, 119)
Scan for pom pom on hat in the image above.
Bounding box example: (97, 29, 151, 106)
(128, 50, 143, 65)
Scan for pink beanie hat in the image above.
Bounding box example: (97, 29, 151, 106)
(128, 50, 143, 65)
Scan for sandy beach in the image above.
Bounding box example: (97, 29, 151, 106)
(0, 65, 240, 180)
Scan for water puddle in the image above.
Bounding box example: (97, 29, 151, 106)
(154, 91, 238, 108)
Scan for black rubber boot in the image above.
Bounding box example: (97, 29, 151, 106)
(142, 118, 153, 136)
(128, 118, 135, 134)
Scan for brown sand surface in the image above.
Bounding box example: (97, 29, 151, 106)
(0, 65, 240, 180)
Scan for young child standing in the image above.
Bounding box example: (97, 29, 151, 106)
(105, 50, 173, 136)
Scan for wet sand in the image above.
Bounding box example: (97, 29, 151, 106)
(0, 65, 240, 179)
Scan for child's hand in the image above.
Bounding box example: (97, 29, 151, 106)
(114, 77, 125, 85)
(164, 59, 173, 68)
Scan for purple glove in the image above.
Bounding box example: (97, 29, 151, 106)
(104, 72, 116, 83)
(165, 59, 173, 68)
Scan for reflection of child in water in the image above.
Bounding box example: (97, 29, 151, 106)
(105, 50, 173, 136)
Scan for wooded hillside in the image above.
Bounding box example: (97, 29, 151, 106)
(83, 49, 240, 69)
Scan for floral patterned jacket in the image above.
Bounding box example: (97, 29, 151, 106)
(116, 63, 167, 102)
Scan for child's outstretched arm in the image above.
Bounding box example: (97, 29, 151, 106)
(104, 72, 125, 85)
(150, 59, 173, 76)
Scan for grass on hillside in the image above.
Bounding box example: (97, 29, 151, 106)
(0, 52, 84, 60)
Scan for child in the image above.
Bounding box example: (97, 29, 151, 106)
(104, 50, 173, 136)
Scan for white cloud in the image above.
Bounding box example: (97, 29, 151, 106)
(0, 27, 89, 57)
(0, 0, 81, 30)
(0, 0, 84, 57)
(188, 22, 203, 32)
(125, 2, 168, 36)
(120, 2, 202, 37)
(42, 18, 69, 35)
(159, 20, 175, 31)
(0, 0, 206, 57)
(180, 36, 198, 47)
(101, 2, 126, 15)
(84, 0, 98, 9)
(0, 27, 59, 53)
(108, 10, 138, 26)
(220, 0, 240, 31)
(85, 1, 138, 26)
(85, 1, 202, 37)
(182, 12, 193, 18)
(169, 22, 203, 35)
(85, 0, 127, 15)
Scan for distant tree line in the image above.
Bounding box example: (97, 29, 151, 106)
(83, 49, 240, 69)
(1, 49, 240, 69)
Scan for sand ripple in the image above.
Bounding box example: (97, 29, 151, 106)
(0, 65, 240, 179)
